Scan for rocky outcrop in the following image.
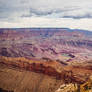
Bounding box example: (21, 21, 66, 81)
(55, 83, 78, 92)
(0, 56, 88, 84)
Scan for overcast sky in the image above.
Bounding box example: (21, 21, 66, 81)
(0, 0, 92, 31)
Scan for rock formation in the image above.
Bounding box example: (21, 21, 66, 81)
(0, 28, 92, 92)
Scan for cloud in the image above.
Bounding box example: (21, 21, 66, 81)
(0, 0, 92, 30)
(21, 0, 92, 19)
(0, 0, 92, 19)
(63, 14, 92, 19)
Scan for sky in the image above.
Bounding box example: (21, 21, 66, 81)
(0, 0, 92, 31)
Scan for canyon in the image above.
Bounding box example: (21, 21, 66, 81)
(0, 28, 92, 92)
